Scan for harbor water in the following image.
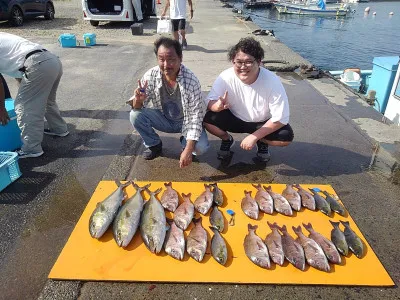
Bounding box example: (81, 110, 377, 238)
(241, 2, 400, 70)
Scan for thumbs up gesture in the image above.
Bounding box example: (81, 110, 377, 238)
(213, 91, 229, 112)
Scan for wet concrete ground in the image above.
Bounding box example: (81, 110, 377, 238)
(0, 0, 399, 299)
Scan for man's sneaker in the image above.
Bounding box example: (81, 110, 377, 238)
(256, 141, 271, 162)
(143, 142, 162, 160)
(182, 39, 188, 50)
(217, 135, 234, 159)
(44, 129, 69, 137)
(16, 149, 44, 159)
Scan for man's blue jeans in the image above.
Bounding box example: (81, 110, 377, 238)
(130, 108, 209, 155)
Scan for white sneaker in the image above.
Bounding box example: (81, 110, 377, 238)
(16, 149, 44, 158)
(44, 129, 69, 137)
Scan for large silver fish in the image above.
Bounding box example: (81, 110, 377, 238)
(303, 223, 341, 264)
(244, 224, 271, 269)
(277, 225, 305, 271)
(140, 188, 166, 254)
(210, 227, 228, 265)
(292, 226, 330, 272)
(164, 219, 185, 261)
(187, 217, 207, 262)
(210, 206, 224, 232)
(174, 193, 194, 230)
(282, 184, 302, 212)
(89, 180, 130, 239)
(322, 191, 346, 216)
(309, 189, 331, 216)
(211, 183, 224, 206)
(341, 221, 365, 258)
(160, 182, 179, 212)
(265, 221, 285, 266)
(329, 221, 349, 256)
(113, 182, 150, 247)
(252, 184, 274, 214)
(241, 190, 259, 220)
(294, 184, 316, 211)
(194, 184, 213, 215)
(264, 186, 293, 216)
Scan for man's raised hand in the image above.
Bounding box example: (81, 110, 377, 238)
(127, 80, 148, 108)
(214, 91, 229, 112)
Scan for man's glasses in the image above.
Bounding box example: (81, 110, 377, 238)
(233, 60, 256, 67)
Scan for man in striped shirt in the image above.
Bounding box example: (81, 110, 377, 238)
(128, 37, 209, 168)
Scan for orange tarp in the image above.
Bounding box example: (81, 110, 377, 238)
(49, 181, 394, 286)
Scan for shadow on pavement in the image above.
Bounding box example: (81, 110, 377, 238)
(185, 44, 227, 54)
(0, 17, 78, 30)
(0, 171, 56, 205)
(128, 134, 371, 182)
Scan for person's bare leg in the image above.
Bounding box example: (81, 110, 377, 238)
(204, 122, 230, 140)
(260, 138, 291, 147)
(180, 29, 186, 41)
(173, 31, 179, 41)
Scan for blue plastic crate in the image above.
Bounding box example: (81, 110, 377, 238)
(0, 152, 22, 192)
(83, 33, 96, 46)
(0, 98, 22, 151)
(58, 33, 78, 48)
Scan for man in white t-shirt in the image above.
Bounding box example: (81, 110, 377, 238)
(161, 0, 193, 50)
(204, 37, 294, 162)
(0, 33, 69, 158)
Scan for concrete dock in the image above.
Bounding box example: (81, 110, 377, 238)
(0, 0, 399, 298)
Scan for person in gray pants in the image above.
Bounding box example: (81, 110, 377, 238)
(0, 32, 69, 158)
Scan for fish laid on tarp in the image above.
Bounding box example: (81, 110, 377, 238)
(174, 193, 195, 230)
(164, 219, 185, 261)
(293, 226, 330, 272)
(244, 224, 271, 269)
(303, 223, 341, 264)
(210, 227, 228, 265)
(282, 184, 301, 211)
(322, 191, 346, 216)
(187, 217, 207, 262)
(309, 189, 331, 216)
(89, 180, 130, 239)
(140, 188, 166, 254)
(264, 186, 293, 216)
(241, 190, 259, 220)
(194, 184, 213, 215)
(211, 183, 224, 206)
(210, 205, 224, 232)
(294, 184, 316, 211)
(329, 221, 349, 256)
(160, 182, 179, 212)
(265, 221, 284, 266)
(113, 182, 150, 247)
(277, 224, 305, 271)
(341, 221, 365, 258)
(252, 183, 274, 214)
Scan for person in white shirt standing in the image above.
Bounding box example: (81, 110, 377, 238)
(161, 0, 193, 50)
(204, 37, 294, 162)
(0, 32, 69, 158)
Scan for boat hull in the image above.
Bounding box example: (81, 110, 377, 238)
(274, 3, 348, 16)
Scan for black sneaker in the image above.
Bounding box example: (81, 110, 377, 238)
(182, 39, 188, 50)
(143, 142, 162, 160)
(256, 141, 271, 162)
(217, 135, 234, 159)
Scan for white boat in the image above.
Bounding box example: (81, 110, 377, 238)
(274, 0, 352, 16)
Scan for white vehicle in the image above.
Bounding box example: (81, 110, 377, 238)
(82, 0, 154, 26)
